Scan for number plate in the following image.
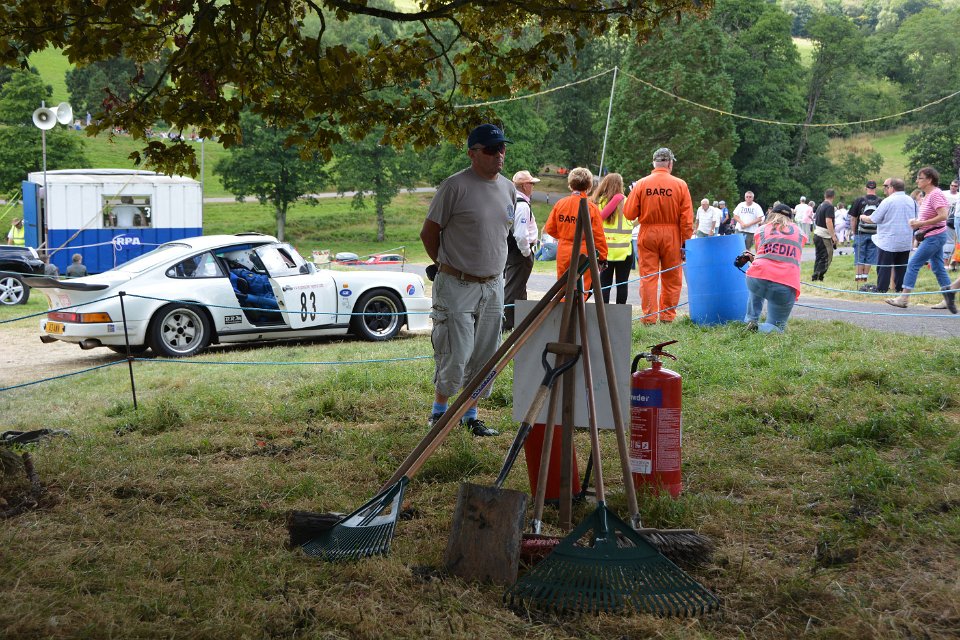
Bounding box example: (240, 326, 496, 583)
(46, 321, 65, 334)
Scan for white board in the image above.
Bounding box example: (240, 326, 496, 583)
(511, 299, 632, 429)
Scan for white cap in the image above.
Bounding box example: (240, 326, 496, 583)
(512, 170, 541, 185)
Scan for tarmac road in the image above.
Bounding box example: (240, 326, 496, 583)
(385, 244, 960, 339)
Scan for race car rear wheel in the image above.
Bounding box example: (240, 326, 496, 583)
(350, 290, 404, 341)
(0, 274, 29, 305)
(148, 303, 211, 357)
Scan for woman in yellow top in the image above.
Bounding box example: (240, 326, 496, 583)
(591, 173, 633, 304)
(543, 167, 607, 294)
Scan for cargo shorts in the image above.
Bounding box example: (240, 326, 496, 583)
(430, 271, 504, 398)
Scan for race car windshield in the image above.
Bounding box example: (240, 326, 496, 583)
(115, 243, 191, 274)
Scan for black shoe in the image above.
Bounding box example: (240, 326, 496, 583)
(427, 412, 444, 428)
(745, 321, 759, 331)
(463, 418, 499, 437)
(941, 285, 957, 314)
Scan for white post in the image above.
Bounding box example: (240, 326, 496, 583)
(598, 66, 618, 177)
(41, 100, 48, 250)
(200, 136, 205, 216)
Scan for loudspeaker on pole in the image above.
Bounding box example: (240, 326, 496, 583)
(32, 107, 57, 130)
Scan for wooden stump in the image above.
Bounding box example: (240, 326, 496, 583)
(443, 483, 527, 585)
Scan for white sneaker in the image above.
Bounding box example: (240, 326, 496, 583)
(931, 300, 948, 310)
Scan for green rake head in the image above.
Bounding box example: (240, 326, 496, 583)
(300, 477, 408, 562)
(505, 504, 721, 617)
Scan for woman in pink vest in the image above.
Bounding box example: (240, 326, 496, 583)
(739, 203, 806, 333)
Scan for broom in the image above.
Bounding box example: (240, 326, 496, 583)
(504, 296, 722, 617)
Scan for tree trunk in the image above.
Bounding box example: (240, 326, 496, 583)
(375, 164, 385, 242)
(276, 204, 287, 242)
(376, 203, 385, 242)
(794, 87, 821, 167)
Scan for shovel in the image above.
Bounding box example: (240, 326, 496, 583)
(443, 341, 581, 585)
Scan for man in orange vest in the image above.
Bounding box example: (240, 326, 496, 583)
(623, 148, 694, 324)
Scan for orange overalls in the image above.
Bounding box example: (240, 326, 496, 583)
(623, 168, 694, 323)
(544, 192, 608, 293)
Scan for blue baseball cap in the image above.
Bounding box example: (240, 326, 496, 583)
(467, 124, 511, 148)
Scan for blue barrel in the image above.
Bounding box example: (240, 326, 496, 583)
(684, 235, 748, 326)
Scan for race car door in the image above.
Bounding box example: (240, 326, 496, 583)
(253, 244, 338, 328)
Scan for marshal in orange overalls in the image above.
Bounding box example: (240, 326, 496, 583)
(623, 168, 694, 323)
(544, 192, 608, 293)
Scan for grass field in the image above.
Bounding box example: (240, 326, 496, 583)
(1, 308, 957, 638)
(793, 37, 814, 67)
(59, 129, 232, 198)
(829, 126, 915, 198)
(27, 49, 72, 103)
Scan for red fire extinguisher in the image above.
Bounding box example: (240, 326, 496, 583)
(630, 340, 683, 498)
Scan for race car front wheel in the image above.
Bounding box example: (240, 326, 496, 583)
(0, 275, 29, 305)
(351, 290, 404, 341)
(148, 303, 211, 357)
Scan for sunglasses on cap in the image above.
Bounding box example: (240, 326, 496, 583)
(471, 143, 506, 156)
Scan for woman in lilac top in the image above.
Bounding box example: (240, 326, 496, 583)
(886, 166, 956, 312)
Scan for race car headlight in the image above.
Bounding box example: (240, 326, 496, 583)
(47, 311, 113, 323)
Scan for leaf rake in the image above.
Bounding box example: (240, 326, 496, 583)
(506, 294, 721, 616)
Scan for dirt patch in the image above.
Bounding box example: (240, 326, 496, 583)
(1, 323, 123, 389)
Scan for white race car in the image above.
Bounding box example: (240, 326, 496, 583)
(26, 233, 431, 357)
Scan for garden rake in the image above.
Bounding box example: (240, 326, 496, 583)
(296, 260, 588, 561)
(503, 309, 722, 616)
(580, 200, 715, 567)
(504, 219, 721, 617)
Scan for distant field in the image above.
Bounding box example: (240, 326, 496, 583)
(28, 48, 72, 102)
(60, 129, 231, 197)
(793, 37, 814, 67)
(829, 126, 914, 198)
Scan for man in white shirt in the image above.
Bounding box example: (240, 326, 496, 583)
(733, 191, 764, 250)
(112, 196, 141, 227)
(503, 169, 539, 331)
(693, 198, 721, 238)
(941, 179, 958, 268)
(794, 196, 814, 237)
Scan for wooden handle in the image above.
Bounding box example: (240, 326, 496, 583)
(576, 294, 605, 503)
(581, 198, 639, 521)
(531, 214, 586, 527)
(386, 290, 563, 488)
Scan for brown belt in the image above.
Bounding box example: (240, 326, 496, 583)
(438, 263, 498, 283)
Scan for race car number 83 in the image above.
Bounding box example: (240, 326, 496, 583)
(300, 291, 317, 321)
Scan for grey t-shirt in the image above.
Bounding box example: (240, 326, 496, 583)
(66, 263, 88, 277)
(427, 167, 515, 277)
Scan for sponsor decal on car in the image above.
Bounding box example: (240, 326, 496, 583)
(339, 286, 352, 297)
(406, 284, 415, 296)
(224, 314, 242, 325)
(107, 324, 116, 333)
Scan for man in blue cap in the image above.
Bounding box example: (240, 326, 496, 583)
(420, 124, 516, 437)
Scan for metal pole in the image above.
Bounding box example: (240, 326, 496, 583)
(118, 291, 139, 410)
(200, 136, 205, 217)
(598, 66, 618, 177)
(41, 101, 48, 249)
